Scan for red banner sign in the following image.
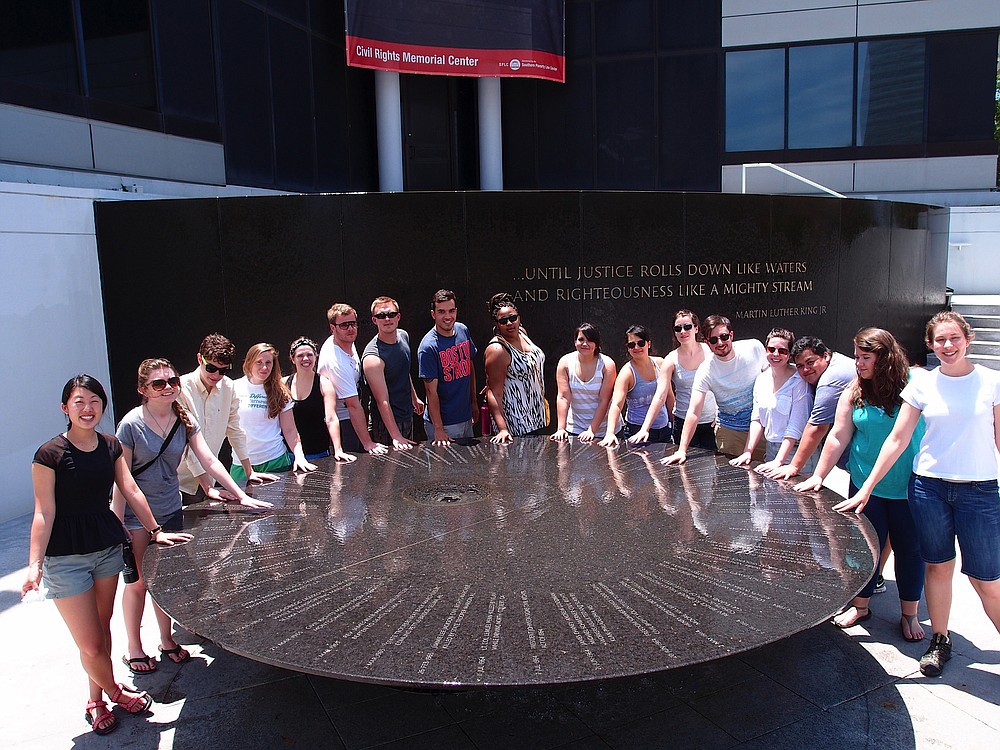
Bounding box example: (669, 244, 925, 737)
(344, 1, 565, 83)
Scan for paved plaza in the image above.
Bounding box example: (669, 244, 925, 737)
(2, 474, 998, 750)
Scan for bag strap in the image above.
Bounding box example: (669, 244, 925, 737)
(131, 418, 183, 477)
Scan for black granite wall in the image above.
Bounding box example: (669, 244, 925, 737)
(94, 191, 948, 423)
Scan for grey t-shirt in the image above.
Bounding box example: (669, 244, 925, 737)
(810, 352, 856, 425)
(362, 330, 413, 421)
(117, 406, 199, 527)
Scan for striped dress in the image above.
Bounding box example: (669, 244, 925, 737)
(491, 332, 548, 436)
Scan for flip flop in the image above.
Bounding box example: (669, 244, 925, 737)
(159, 644, 191, 664)
(122, 654, 157, 674)
(901, 614, 925, 642)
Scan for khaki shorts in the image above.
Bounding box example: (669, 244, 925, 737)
(714, 425, 764, 461)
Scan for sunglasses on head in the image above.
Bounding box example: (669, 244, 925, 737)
(673, 323, 694, 332)
(626, 340, 648, 350)
(766, 345, 789, 356)
(203, 362, 232, 375)
(374, 311, 399, 320)
(496, 314, 519, 325)
(708, 333, 732, 345)
(146, 376, 181, 392)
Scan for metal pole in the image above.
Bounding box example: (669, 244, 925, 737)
(375, 71, 404, 192)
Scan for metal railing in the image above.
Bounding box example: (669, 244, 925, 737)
(741, 162, 846, 198)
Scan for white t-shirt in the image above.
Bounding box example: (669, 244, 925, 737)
(692, 339, 766, 431)
(232, 377, 293, 464)
(902, 364, 1000, 481)
(752, 369, 811, 443)
(318, 336, 360, 421)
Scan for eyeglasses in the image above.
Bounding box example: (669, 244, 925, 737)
(673, 323, 694, 332)
(203, 362, 232, 375)
(626, 340, 648, 349)
(708, 333, 732, 345)
(766, 346, 789, 356)
(146, 376, 181, 392)
(373, 311, 399, 320)
(496, 314, 519, 325)
(334, 320, 358, 330)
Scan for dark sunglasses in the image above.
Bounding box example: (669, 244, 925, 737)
(373, 311, 400, 320)
(496, 314, 519, 325)
(766, 345, 789, 356)
(203, 362, 232, 375)
(708, 333, 732, 345)
(626, 340, 648, 349)
(146, 376, 181, 392)
(673, 323, 694, 332)
(334, 320, 358, 329)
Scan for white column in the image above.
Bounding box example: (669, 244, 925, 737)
(375, 71, 404, 192)
(478, 77, 503, 191)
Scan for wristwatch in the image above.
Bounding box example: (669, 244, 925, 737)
(148, 525, 163, 539)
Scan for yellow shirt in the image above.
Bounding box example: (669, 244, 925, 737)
(176, 369, 250, 494)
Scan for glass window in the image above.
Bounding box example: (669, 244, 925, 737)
(788, 43, 853, 149)
(725, 48, 784, 152)
(857, 39, 925, 146)
(79, 0, 156, 109)
(0, 0, 80, 94)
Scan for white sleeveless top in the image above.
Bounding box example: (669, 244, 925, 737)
(567, 355, 622, 436)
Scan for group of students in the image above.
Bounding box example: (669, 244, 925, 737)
(21, 292, 1000, 735)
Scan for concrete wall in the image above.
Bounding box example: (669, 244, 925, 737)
(0, 183, 118, 522)
(946, 207, 1000, 294)
(723, 0, 1000, 47)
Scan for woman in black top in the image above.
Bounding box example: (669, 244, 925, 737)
(22, 375, 190, 735)
(285, 336, 355, 461)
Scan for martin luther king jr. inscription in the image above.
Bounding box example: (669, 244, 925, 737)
(144, 440, 877, 688)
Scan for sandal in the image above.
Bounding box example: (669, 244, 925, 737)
(109, 683, 153, 715)
(159, 644, 191, 664)
(901, 613, 925, 642)
(122, 654, 157, 674)
(85, 700, 118, 735)
(833, 606, 872, 629)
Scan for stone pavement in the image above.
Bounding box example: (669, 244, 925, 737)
(2, 496, 998, 750)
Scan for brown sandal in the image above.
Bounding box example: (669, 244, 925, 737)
(109, 683, 153, 714)
(85, 700, 118, 735)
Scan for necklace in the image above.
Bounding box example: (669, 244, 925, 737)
(143, 405, 174, 438)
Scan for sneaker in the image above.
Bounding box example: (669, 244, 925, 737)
(919, 633, 952, 676)
(874, 575, 886, 594)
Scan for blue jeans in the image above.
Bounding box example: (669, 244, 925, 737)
(850, 482, 924, 600)
(908, 475, 1000, 582)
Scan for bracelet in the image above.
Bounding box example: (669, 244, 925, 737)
(148, 525, 163, 539)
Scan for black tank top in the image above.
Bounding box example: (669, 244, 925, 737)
(284, 374, 330, 456)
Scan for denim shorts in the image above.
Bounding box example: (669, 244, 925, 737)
(43, 544, 124, 599)
(908, 474, 1000, 581)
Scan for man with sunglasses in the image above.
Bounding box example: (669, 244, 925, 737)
(760, 335, 855, 480)
(664, 314, 766, 465)
(362, 296, 424, 450)
(319, 303, 388, 455)
(418, 289, 478, 445)
(177, 333, 272, 504)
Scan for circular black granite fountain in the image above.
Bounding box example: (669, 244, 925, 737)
(144, 439, 877, 688)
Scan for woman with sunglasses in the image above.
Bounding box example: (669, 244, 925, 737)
(629, 310, 717, 450)
(113, 359, 270, 676)
(484, 292, 548, 444)
(231, 343, 317, 482)
(794, 328, 926, 642)
(731, 327, 811, 471)
(551, 323, 621, 442)
(600, 325, 669, 447)
(285, 337, 355, 462)
(23, 374, 190, 735)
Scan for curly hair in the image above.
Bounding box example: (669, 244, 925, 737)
(851, 327, 910, 414)
(198, 333, 236, 365)
(137, 358, 195, 436)
(241, 344, 291, 419)
(488, 292, 517, 320)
